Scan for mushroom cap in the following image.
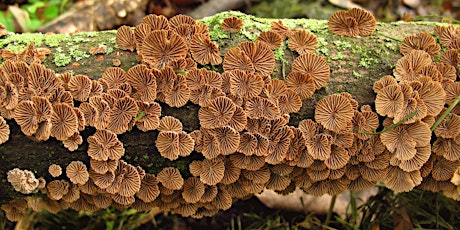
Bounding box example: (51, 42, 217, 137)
(87, 129, 125, 161)
(374, 84, 405, 117)
(229, 70, 264, 100)
(107, 96, 138, 134)
(266, 126, 294, 164)
(46, 180, 69, 200)
(237, 41, 275, 76)
(157, 167, 184, 190)
(14, 100, 38, 136)
(229, 153, 266, 170)
(213, 126, 240, 155)
(227, 105, 247, 132)
(158, 116, 183, 132)
(198, 96, 236, 129)
(142, 14, 169, 30)
(61, 183, 80, 203)
(220, 158, 241, 185)
(291, 53, 330, 89)
(324, 146, 350, 170)
(223, 46, 255, 74)
(89, 169, 115, 189)
(27, 63, 60, 98)
(32, 96, 53, 123)
(400, 32, 440, 58)
(257, 31, 283, 50)
(169, 14, 196, 29)
(134, 23, 153, 52)
(50, 103, 78, 141)
(238, 132, 257, 156)
(266, 173, 291, 191)
(288, 30, 318, 55)
(394, 50, 433, 81)
(270, 20, 290, 40)
(118, 164, 141, 197)
(182, 177, 205, 203)
(417, 76, 445, 117)
(186, 68, 222, 91)
(306, 133, 333, 161)
(285, 71, 316, 100)
(315, 94, 354, 132)
(433, 137, 460, 161)
(116, 25, 136, 51)
(135, 101, 161, 132)
(328, 10, 360, 37)
(141, 30, 188, 69)
(126, 64, 157, 103)
(156, 131, 181, 160)
(434, 113, 460, 139)
(136, 174, 160, 203)
(221, 16, 243, 32)
(0, 116, 10, 144)
(101, 67, 127, 89)
(7, 168, 40, 194)
(241, 166, 270, 184)
(244, 96, 280, 120)
(190, 33, 222, 66)
(199, 158, 225, 186)
(165, 74, 190, 108)
(66, 161, 89, 185)
(48, 164, 62, 178)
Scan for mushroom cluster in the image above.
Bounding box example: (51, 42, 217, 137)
(2, 12, 460, 222)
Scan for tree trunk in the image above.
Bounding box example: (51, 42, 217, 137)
(0, 11, 442, 206)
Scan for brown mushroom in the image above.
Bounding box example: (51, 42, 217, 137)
(48, 164, 62, 178)
(221, 16, 243, 33)
(288, 30, 318, 55)
(116, 25, 136, 52)
(190, 34, 222, 66)
(66, 161, 89, 185)
(291, 53, 330, 89)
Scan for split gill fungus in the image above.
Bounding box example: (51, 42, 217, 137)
(1, 10, 460, 222)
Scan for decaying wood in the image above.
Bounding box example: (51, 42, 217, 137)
(0, 11, 443, 206)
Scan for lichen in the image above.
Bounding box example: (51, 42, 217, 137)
(53, 47, 72, 67)
(44, 34, 71, 47)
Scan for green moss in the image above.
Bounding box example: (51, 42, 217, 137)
(69, 45, 90, 62)
(331, 51, 343, 60)
(333, 40, 352, 49)
(54, 47, 72, 67)
(352, 70, 364, 79)
(316, 37, 329, 56)
(44, 34, 71, 47)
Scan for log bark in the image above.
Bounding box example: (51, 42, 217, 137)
(0, 11, 443, 205)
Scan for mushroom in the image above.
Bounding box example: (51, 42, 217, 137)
(288, 29, 318, 55)
(0, 116, 10, 144)
(116, 25, 136, 52)
(7, 168, 40, 194)
(221, 16, 243, 33)
(126, 64, 157, 103)
(400, 32, 440, 58)
(270, 20, 291, 40)
(50, 103, 79, 141)
(315, 94, 354, 132)
(285, 71, 316, 100)
(66, 161, 89, 185)
(182, 177, 205, 203)
(257, 31, 283, 50)
(46, 180, 70, 200)
(157, 167, 184, 190)
(141, 30, 188, 69)
(328, 8, 376, 37)
(291, 53, 330, 90)
(190, 33, 222, 65)
(48, 164, 62, 178)
(137, 173, 160, 203)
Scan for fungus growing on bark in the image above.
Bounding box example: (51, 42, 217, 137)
(288, 30, 318, 55)
(190, 34, 222, 66)
(116, 25, 136, 52)
(394, 50, 433, 81)
(141, 30, 188, 69)
(257, 31, 283, 50)
(157, 167, 184, 190)
(0, 116, 9, 144)
(400, 32, 441, 58)
(1, 199, 28, 222)
(221, 16, 243, 33)
(126, 64, 157, 103)
(229, 70, 264, 100)
(291, 53, 330, 89)
(48, 164, 62, 178)
(328, 8, 376, 37)
(7, 168, 40, 194)
(182, 177, 205, 203)
(66, 161, 89, 185)
(315, 94, 354, 132)
(198, 96, 236, 129)
(46, 180, 70, 200)
(285, 71, 316, 100)
(51, 103, 79, 141)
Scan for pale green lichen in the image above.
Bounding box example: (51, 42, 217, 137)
(352, 70, 365, 79)
(316, 37, 329, 56)
(54, 47, 72, 67)
(0, 33, 44, 50)
(69, 45, 90, 61)
(44, 34, 71, 47)
(333, 40, 352, 49)
(331, 51, 343, 60)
